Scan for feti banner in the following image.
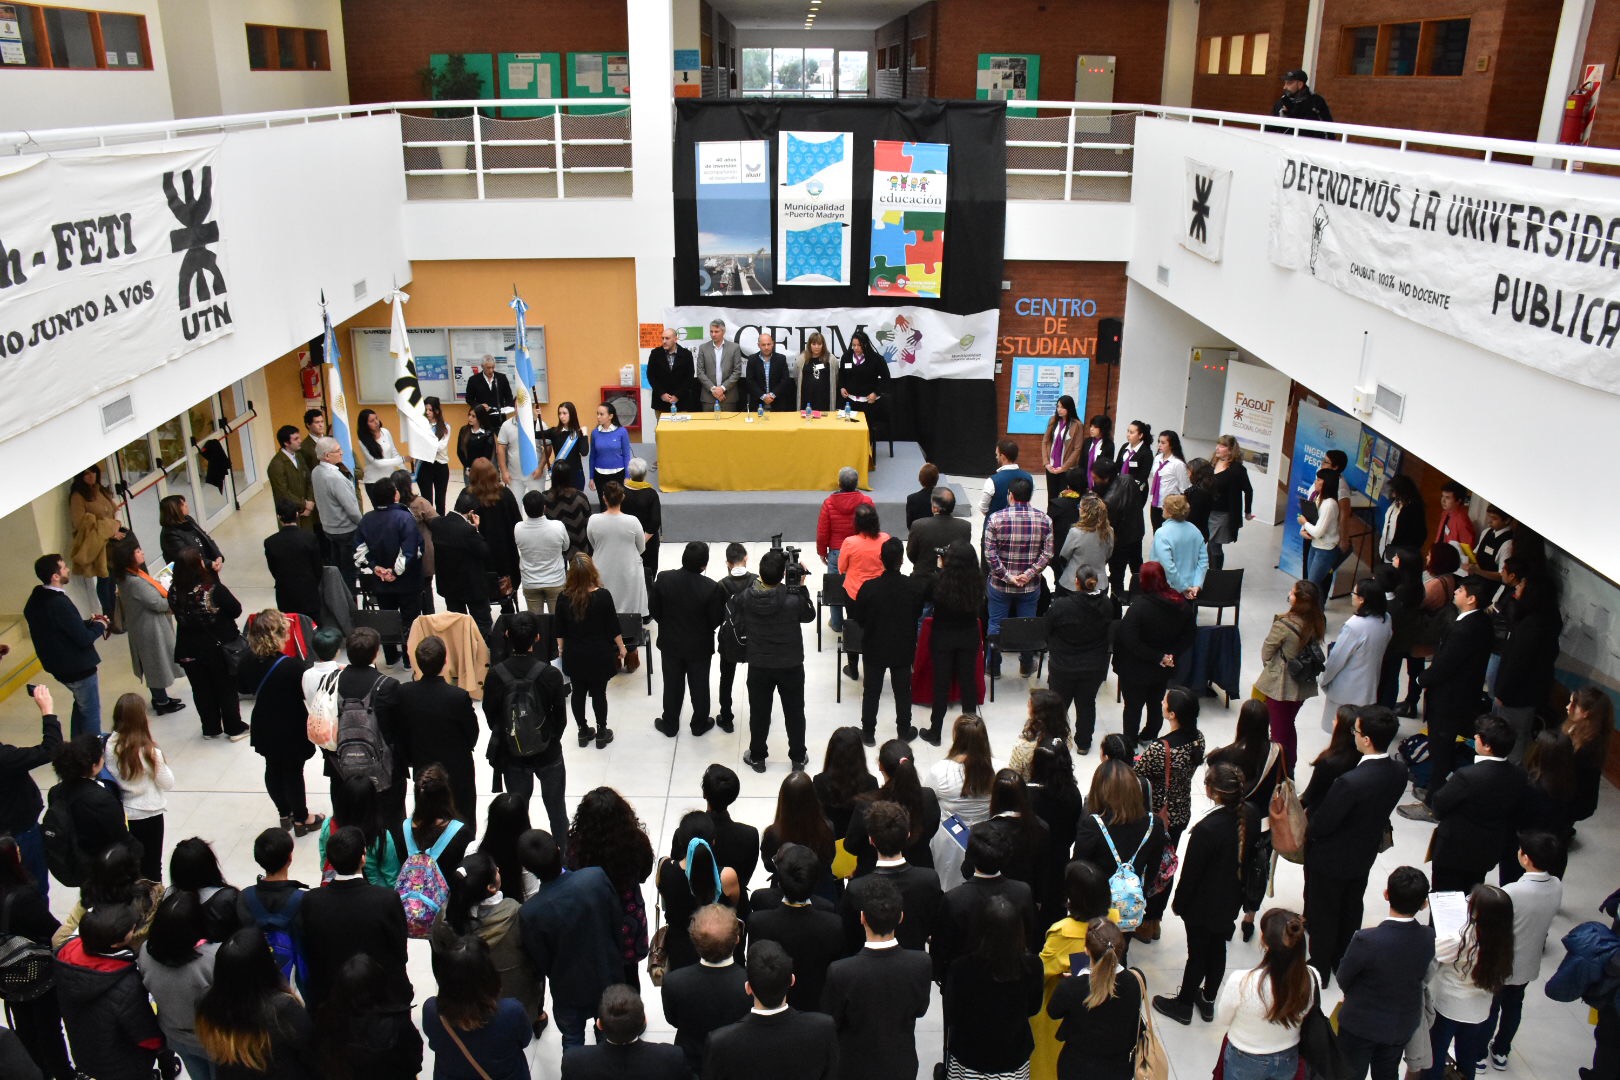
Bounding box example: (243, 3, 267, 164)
(1219, 359, 1292, 523)
(1269, 146, 1620, 396)
(0, 144, 235, 440)
(777, 131, 854, 286)
(1280, 402, 1367, 578)
(1007, 358, 1088, 435)
(1182, 158, 1232, 263)
(695, 140, 772, 297)
(667, 305, 996, 381)
(870, 140, 948, 299)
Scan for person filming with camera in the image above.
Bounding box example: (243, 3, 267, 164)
(729, 546, 816, 773)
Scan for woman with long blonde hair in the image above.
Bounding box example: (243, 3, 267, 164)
(194, 926, 316, 1078)
(1048, 917, 1146, 1078)
(555, 554, 624, 750)
(241, 609, 323, 836)
(104, 693, 174, 882)
(1059, 494, 1114, 593)
(1255, 580, 1325, 775)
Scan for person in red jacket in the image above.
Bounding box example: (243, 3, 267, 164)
(816, 466, 874, 632)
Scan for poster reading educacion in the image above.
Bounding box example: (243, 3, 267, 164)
(777, 131, 854, 286)
(869, 140, 948, 299)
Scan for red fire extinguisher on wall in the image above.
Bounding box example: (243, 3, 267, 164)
(1561, 81, 1598, 145)
(300, 359, 322, 401)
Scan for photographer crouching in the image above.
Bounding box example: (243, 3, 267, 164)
(728, 546, 815, 773)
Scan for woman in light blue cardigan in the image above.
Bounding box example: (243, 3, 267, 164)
(1149, 494, 1209, 597)
(1318, 577, 1393, 731)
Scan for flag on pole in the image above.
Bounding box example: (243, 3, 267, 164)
(509, 291, 540, 476)
(321, 298, 356, 472)
(388, 288, 439, 459)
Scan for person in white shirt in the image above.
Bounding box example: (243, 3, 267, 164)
(356, 408, 408, 483)
(497, 408, 542, 502)
(300, 626, 345, 716)
(1300, 470, 1342, 600)
(514, 490, 569, 618)
(103, 694, 177, 883)
(1482, 832, 1566, 1070)
(415, 396, 453, 516)
(1426, 883, 1515, 1080)
(1214, 908, 1321, 1080)
(1148, 430, 1190, 531)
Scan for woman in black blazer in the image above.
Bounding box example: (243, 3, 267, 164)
(1111, 562, 1196, 746)
(1378, 475, 1427, 563)
(1048, 917, 1144, 1080)
(168, 547, 248, 740)
(158, 494, 223, 570)
(1207, 434, 1254, 572)
(1079, 414, 1116, 485)
(923, 541, 985, 744)
(240, 610, 321, 835)
(1153, 762, 1257, 1025)
(943, 896, 1044, 1078)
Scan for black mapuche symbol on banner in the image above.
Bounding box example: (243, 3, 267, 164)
(1189, 173, 1213, 243)
(165, 166, 232, 341)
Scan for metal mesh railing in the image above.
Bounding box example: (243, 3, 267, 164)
(400, 105, 632, 201)
(1006, 109, 1136, 201)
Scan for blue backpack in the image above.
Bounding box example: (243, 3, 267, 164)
(241, 886, 306, 988)
(1093, 814, 1152, 932)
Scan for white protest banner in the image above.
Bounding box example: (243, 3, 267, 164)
(1182, 158, 1231, 263)
(1268, 146, 1620, 395)
(668, 305, 997, 380)
(778, 131, 854, 286)
(0, 144, 235, 440)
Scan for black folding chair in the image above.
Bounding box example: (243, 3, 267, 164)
(988, 616, 1049, 701)
(815, 572, 850, 653)
(1195, 568, 1245, 625)
(835, 620, 864, 704)
(619, 613, 654, 695)
(352, 608, 406, 663)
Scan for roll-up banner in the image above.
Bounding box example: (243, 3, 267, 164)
(1280, 402, 1367, 579)
(870, 140, 948, 299)
(778, 131, 854, 287)
(695, 140, 772, 297)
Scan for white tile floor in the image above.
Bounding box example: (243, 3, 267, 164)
(1, 477, 1611, 1080)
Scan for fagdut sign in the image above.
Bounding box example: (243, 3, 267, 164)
(0, 144, 234, 439)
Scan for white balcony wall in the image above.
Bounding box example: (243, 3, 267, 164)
(0, 113, 407, 519)
(1122, 117, 1620, 583)
(3, 0, 174, 130)
(158, 0, 349, 119)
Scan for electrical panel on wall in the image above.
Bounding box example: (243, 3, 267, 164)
(1074, 55, 1117, 133)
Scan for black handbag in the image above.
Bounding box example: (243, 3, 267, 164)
(220, 633, 250, 676)
(1298, 984, 1346, 1080)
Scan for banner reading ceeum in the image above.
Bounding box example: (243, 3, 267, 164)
(0, 144, 234, 441)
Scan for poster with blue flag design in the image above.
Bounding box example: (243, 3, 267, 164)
(777, 131, 853, 286)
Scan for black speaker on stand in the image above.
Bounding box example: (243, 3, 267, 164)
(1097, 317, 1122, 424)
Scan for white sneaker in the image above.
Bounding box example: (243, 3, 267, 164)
(1491, 1053, 1509, 1071)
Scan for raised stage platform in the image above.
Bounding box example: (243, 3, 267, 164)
(631, 437, 970, 542)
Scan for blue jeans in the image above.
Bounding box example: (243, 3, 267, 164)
(554, 1003, 599, 1050)
(1222, 1043, 1299, 1080)
(827, 548, 843, 630)
(14, 823, 48, 900)
(986, 582, 1037, 665)
(61, 672, 101, 737)
(1304, 546, 1334, 597)
(1426, 1011, 1490, 1080)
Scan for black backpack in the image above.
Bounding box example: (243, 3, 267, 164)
(718, 574, 756, 663)
(496, 660, 555, 759)
(41, 785, 89, 888)
(0, 891, 53, 1002)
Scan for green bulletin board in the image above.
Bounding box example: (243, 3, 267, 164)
(567, 51, 631, 114)
(429, 52, 495, 101)
(976, 53, 1040, 118)
(497, 52, 562, 118)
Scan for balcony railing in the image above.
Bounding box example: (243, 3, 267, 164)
(397, 100, 632, 200)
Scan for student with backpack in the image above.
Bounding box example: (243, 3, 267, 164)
(0, 835, 72, 1080)
(296, 826, 410, 1011)
(169, 837, 245, 944)
(394, 635, 480, 836)
(136, 892, 218, 1080)
(318, 776, 405, 889)
(483, 612, 569, 850)
(398, 765, 472, 938)
(1072, 758, 1166, 935)
(43, 733, 128, 891)
(328, 627, 405, 823)
(237, 828, 311, 991)
(715, 542, 756, 734)
(430, 852, 544, 1035)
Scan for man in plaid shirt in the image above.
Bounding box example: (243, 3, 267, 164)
(984, 476, 1052, 676)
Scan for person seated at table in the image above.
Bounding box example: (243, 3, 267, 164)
(745, 332, 796, 413)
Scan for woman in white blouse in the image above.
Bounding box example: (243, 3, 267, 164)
(415, 395, 453, 515)
(356, 407, 408, 483)
(1425, 884, 1515, 1080)
(1299, 470, 1342, 600)
(1148, 429, 1190, 531)
(104, 693, 177, 883)
(1213, 908, 1319, 1080)
(928, 714, 996, 887)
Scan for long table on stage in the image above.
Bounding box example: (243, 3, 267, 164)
(654, 412, 870, 492)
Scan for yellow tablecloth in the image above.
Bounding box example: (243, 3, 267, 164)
(654, 412, 870, 492)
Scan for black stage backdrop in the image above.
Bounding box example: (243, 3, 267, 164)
(673, 99, 1006, 476)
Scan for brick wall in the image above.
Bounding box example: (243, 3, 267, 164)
(995, 261, 1128, 464)
(1483, 0, 1562, 142)
(1190, 0, 1309, 115)
(874, 4, 934, 98)
(929, 0, 1167, 106)
(341, 0, 629, 104)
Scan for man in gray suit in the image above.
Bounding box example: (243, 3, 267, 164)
(695, 318, 744, 411)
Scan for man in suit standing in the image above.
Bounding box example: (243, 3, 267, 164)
(905, 487, 971, 581)
(695, 318, 744, 411)
(392, 635, 478, 835)
(297, 408, 327, 476)
(1336, 866, 1436, 1080)
(840, 802, 940, 953)
(297, 826, 410, 1010)
(465, 354, 515, 431)
(264, 500, 323, 618)
(1403, 578, 1495, 815)
(355, 481, 424, 666)
(520, 832, 624, 1049)
(23, 554, 108, 737)
(1427, 715, 1529, 892)
(428, 490, 493, 640)
(745, 844, 846, 1011)
(268, 425, 315, 529)
(646, 328, 697, 415)
(703, 941, 837, 1080)
(821, 878, 933, 1080)
(933, 822, 1039, 973)
(1304, 706, 1409, 982)
(850, 540, 928, 743)
(649, 541, 727, 738)
(744, 331, 795, 412)
(562, 986, 687, 1080)
(661, 904, 751, 1073)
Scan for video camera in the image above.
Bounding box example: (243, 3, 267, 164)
(770, 533, 808, 589)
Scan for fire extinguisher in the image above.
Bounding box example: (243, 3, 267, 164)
(1560, 81, 1598, 145)
(300, 360, 322, 401)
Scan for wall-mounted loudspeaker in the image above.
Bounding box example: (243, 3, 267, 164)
(1097, 317, 1122, 365)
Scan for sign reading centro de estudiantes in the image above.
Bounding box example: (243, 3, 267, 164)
(1268, 148, 1620, 396)
(0, 144, 235, 440)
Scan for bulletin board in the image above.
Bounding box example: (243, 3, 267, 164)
(977, 54, 1040, 118)
(1007, 357, 1087, 435)
(497, 52, 562, 118)
(568, 51, 631, 114)
(429, 53, 496, 99)
(352, 326, 548, 406)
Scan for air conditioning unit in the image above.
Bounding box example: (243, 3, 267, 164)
(1374, 382, 1406, 422)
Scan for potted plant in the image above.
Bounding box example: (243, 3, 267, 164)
(417, 53, 485, 180)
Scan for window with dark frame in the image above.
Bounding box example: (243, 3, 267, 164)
(1427, 19, 1470, 77)
(245, 23, 330, 71)
(1341, 18, 1470, 78)
(1345, 26, 1378, 76)
(1, 2, 151, 70)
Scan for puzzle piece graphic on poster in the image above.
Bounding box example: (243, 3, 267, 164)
(870, 219, 912, 269)
(785, 134, 847, 187)
(873, 141, 914, 172)
(784, 222, 845, 282)
(904, 262, 942, 298)
(902, 142, 949, 174)
(869, 255, 911, 294)
(902, 211, 945, 242)
(905, 229, 944, 274)
(879, 210, 905, 226)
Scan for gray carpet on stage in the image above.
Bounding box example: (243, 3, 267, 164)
(632, 438, 971, 542)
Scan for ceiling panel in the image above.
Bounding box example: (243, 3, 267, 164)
(710, 0, 920, 30)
